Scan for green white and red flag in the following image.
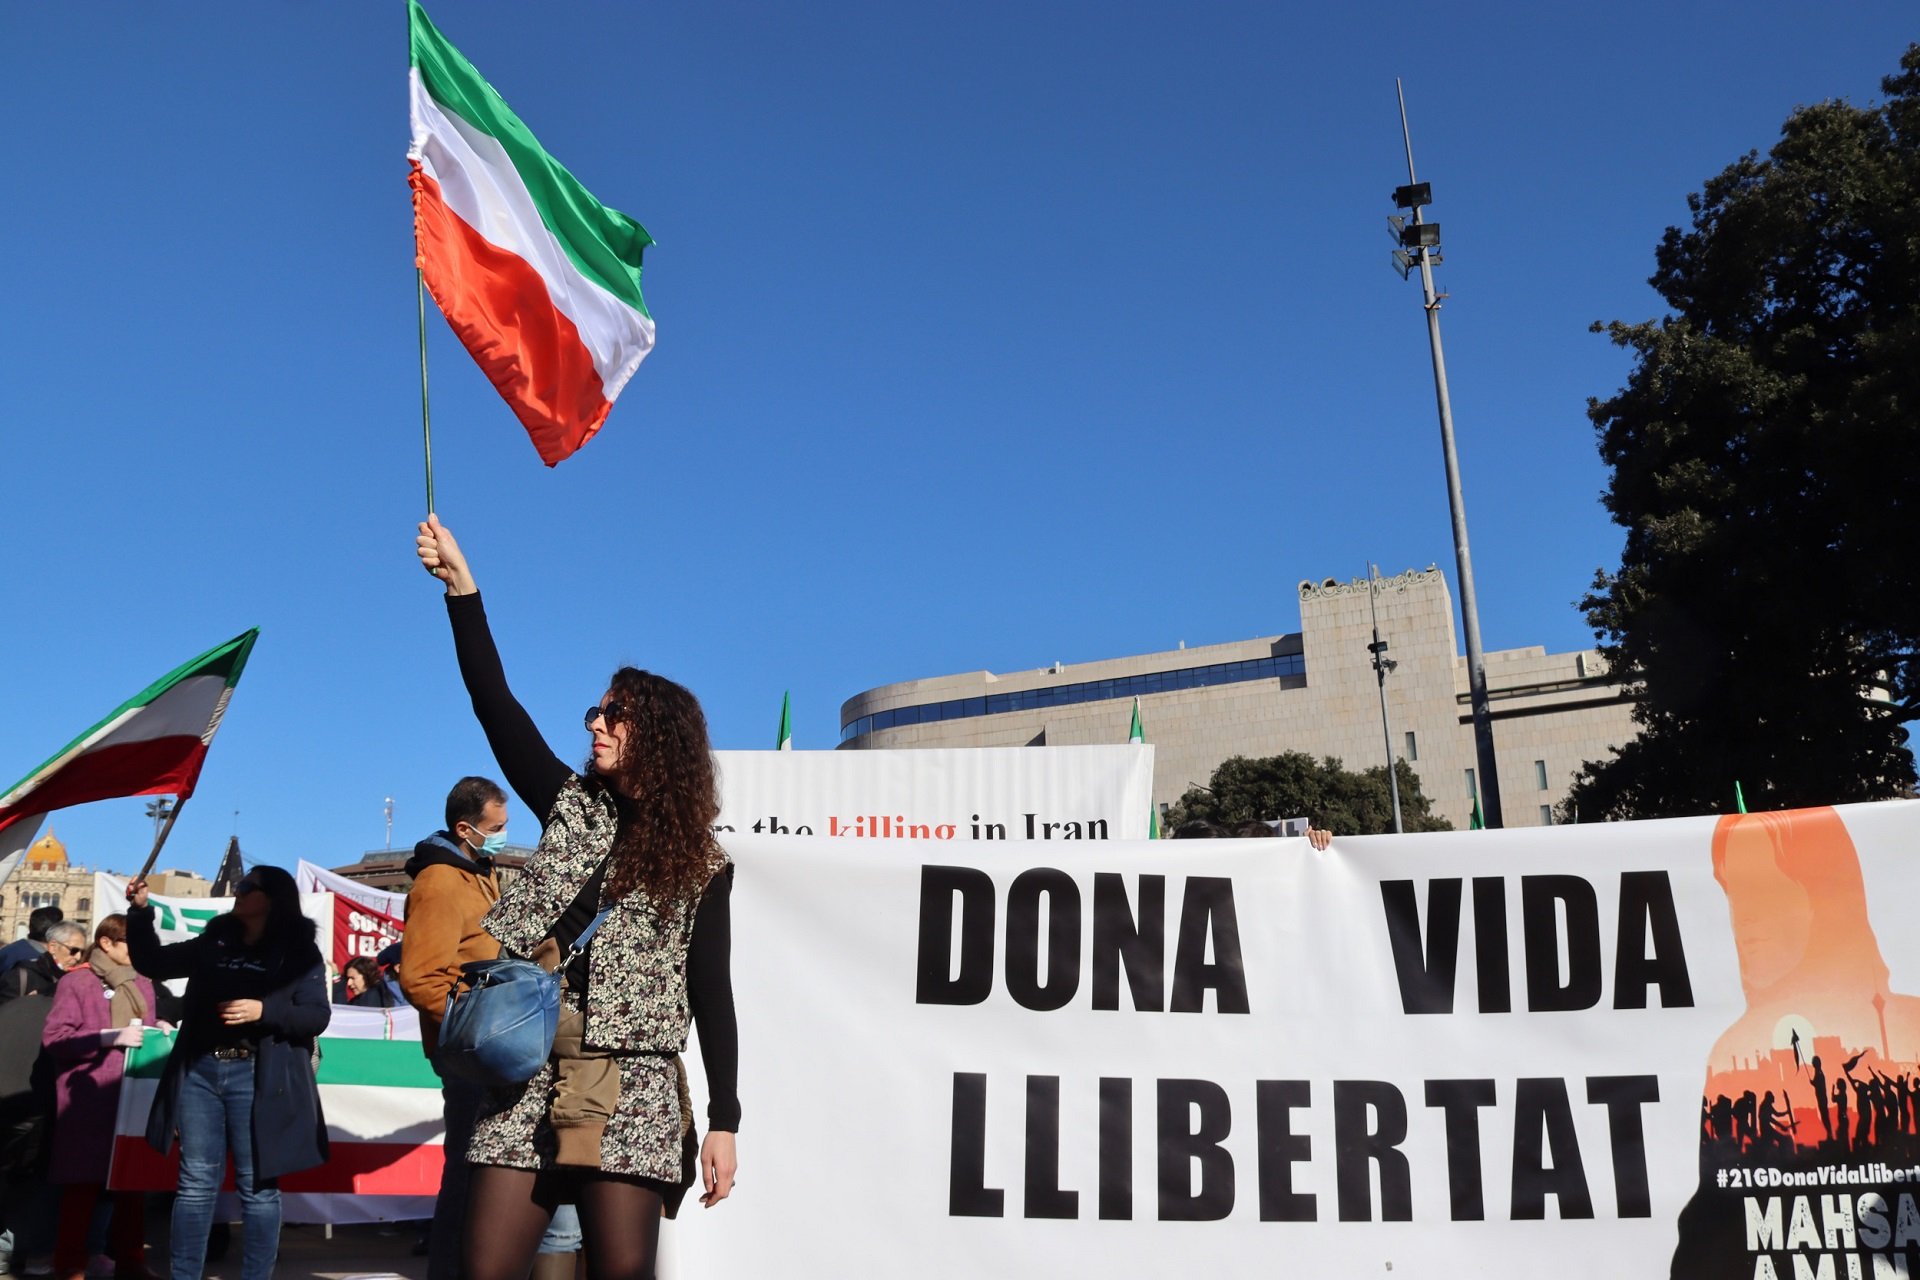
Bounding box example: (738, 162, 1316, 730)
(0, 629, 259, 839)
(112, 1010, 445, 1215)
(408, 1, 655, 466)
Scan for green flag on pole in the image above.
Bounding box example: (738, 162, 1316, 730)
(777, 692, 792, 751)
(1734, 780, 1747, 814)
(1469, 779, 1485, 831)
(1128, 698, 1159, 838)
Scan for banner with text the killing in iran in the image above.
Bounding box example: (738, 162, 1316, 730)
(710, 745, 1154, 843)
(673, 800, 1920, 1278)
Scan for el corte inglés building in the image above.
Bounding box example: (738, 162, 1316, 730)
(837, 567, 1638, 831)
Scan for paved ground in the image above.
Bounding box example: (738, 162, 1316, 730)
(223, 1223, 429, 1280)
(1, 1222, 431, 1280)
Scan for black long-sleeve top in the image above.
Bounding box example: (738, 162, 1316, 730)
(447, 591, 739, 1132)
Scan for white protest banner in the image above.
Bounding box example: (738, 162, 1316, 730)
(297, 860, 406, 970)
(297, 857, 408, 918)
(710, 745, 1154, 843)
(672, 801, 1920, 1278)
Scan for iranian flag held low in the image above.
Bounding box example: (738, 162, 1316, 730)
(111, 1007, 444, 1224)
(0, 629, 258, 839)
(408, 1, 656, 466)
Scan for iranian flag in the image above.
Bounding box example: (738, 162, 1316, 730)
(0, 630, 259, 839)
(111, 1007, 444, 1224)
(408, 1, 655, 466)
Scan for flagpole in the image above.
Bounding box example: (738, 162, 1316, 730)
(417, 267, 436, 514)
(134, 795, 187, 885)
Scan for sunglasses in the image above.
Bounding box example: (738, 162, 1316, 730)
(235, 880, 264, 895)
(584, 700, 632, 731)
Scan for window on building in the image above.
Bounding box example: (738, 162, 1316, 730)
(1539, 805, 1554, 826)
(839, 649, 1309, 742)
(1535, 760, 1549, 791)
(1464, 768, 1477, 800)
(1405, 731, 1418, 761)
(78, 897, 90, 912)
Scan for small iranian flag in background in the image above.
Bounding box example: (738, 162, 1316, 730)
(0, 630, 258, 839)
(408, 1, 655, 466)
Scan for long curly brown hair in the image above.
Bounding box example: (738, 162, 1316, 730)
(584, 667, 722, 906)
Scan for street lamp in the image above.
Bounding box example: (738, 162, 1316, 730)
(1386, 79, 1504, 828)
(1366, 565, 1405, 834)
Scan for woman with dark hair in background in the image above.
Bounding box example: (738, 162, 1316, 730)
(41, 914, 159, 1280)
(127, 864, 331, 1280)
(337, 954, 400, 1007)
(416, 515, 738, 1280)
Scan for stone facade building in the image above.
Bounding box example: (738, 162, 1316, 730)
(331, 845, 537, 892)
(837, 567, 1638, 831)
(0, 830, 99, 940)
(0, 830, 211, 941)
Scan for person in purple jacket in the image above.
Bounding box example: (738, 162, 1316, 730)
(40, 914, 160, 1280)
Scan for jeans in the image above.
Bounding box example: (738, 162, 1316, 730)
(538, 1204, 581, 1254)
(173, 1054, 280, 1280)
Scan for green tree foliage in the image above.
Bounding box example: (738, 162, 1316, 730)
(1165, 752, 1452, 835)
(1566, 45, 1920, 820)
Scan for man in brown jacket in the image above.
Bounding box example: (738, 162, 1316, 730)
(402, 776, 504, 1280)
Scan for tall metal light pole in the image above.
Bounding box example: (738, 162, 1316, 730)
(1387, 79, 1503, 828)
(1366, 564, 1405, 834)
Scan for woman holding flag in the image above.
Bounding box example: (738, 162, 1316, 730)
(416, 515, 738, 1280)
(126, 865, 331, 1280)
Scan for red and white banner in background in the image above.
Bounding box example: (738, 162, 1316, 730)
(297, 859, 407, 970)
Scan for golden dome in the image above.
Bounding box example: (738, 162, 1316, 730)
(25, 829, 67, 869)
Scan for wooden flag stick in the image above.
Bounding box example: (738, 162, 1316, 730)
(417, 267, 436, 515)
(133, 796, 187, 886)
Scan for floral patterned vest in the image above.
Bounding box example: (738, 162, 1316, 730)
(482, 774, 725, 1053)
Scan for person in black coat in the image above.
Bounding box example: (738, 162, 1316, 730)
(127, 864, 331, 1280)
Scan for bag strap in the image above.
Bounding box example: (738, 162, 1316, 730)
(548, 852, 617, 973)
(557, 904, 616, 972)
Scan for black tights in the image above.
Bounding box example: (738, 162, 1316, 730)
(464, 1164, 666, 1280)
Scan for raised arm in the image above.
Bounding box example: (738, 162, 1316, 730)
(416, 516, 570, 818)
(126, 892, 208, 983)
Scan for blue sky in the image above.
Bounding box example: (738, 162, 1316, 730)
(2, 3, 1912, 879)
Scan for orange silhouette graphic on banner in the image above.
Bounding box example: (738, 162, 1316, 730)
(1672, 808, 1920, 1278)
